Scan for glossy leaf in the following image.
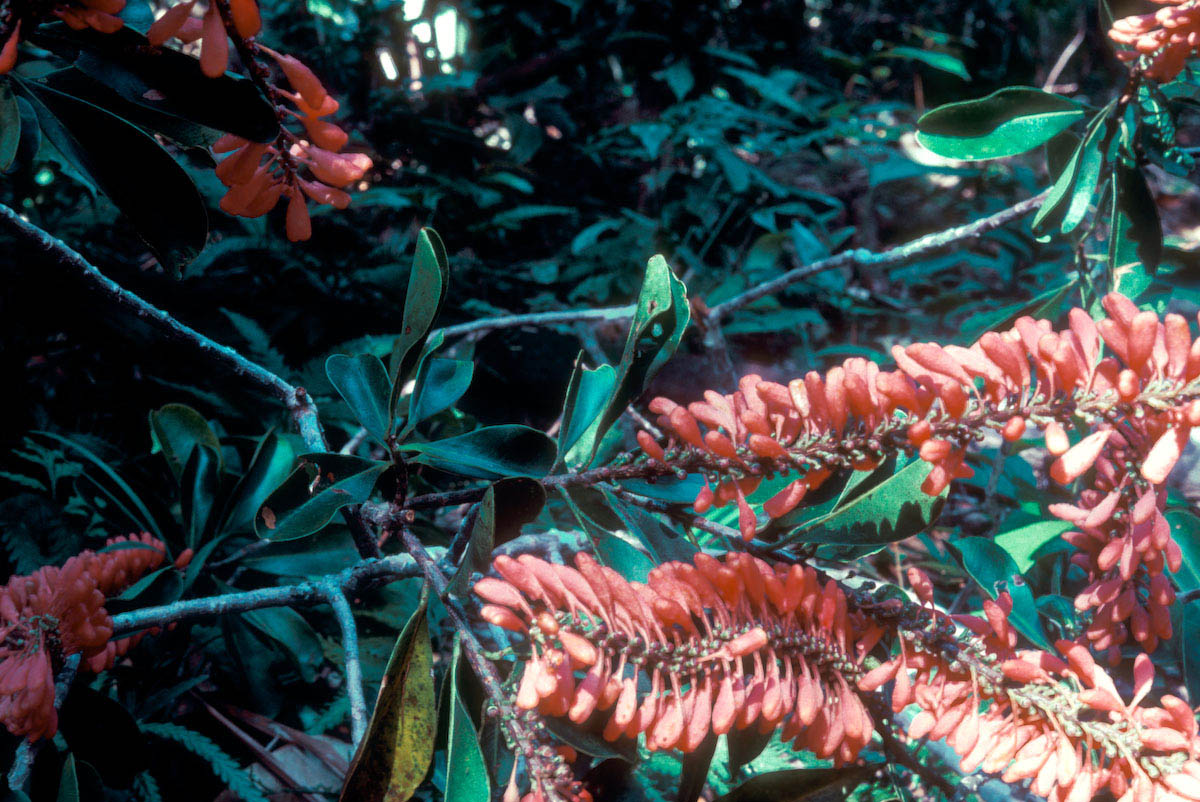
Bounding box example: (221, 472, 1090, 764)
(557, 358, 618, 468)
(445, 638, 489, 802)
(950, 536, 1051, 649)
(1168, 509, 1200, 593)
(327, 353, 393, 444)
(400, 425, 557, 480)
(404, 345, 474, 435)
(57, 754, 79, 802)
(256, 454, 389, 541)
(222, 431, 296, 533)
(1057, 113, 1110, 235)
(993, 519, 1072, 573)
(677, 735, 718, 802)
(1032, 108, 1110, 236)
(241, 605, 325, 683)
(715, 765, 876, 802)
(786, 459, 946, 546)
(27, 24, 278, 143)
(149, 403, 222, 482)
(917, 87, 1085, 160)
(1113, 161, 1162, 274)
(0, 82, 19, 172)
(539, 715, 638, 763)
(14, 76, 207, 272)
(588, 255, 689, 461)
(448, 486, 496, 598)
(389, 229, 450, 414)
(341, 587, 436, 802)
(180, 445, 220, 549)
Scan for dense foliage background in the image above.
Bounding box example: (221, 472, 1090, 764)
(4, 1, 1200, 801)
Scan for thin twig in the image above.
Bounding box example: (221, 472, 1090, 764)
(0, 203, 382, 560)
(321, 581, 368, 746)
(708, 192, 1049, 321)
(610, 488, 740, 541)
(436, 305, 635, 341)
(1042, 26, 1086, 91)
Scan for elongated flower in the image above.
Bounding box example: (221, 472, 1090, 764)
(475, 551, 884, 764)
(860, 592, 1200, 802)
(0, 534, 179, 740)
(1109, 0, 1200, 82)
(639, 294, 1200, 653)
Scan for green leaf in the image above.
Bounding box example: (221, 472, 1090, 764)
(1032, 109, 1110, 236)
(389, 229, 450, 413)
(539, 715, 638, 762)
(1113, 161, 1162, 274)
(149, 403, 221, 481)
(993, 519, 1072, 573)
(1182, 600, 1200, 703)
(341, 586, 436, 802)
(588, 255, 689, 461)
(404, 344, 474, 435)
(256, 454, 389, 541)
(241, 605, 325, 683)
(222, 430, 296, 533)
(557, 357, 618, 468)
(677, 735, 718, 802)
(0, 82, 20, 172)
(27, 24, 278, 144)
(445, 639, 489, 802)
(448, 487, 496, 598)
(882, 46, 970, 81)
(401, 426, 557, 480)
(57, 754, 80, 802)
(715, 765, 877, 802)
(916, 87, 1085, 160)
(558, 488, 656, 582)
(180, 445, 220, 549)
(13, 76, 207, 272)
(1057, 113, 1110, 235)
(785, 459, 946, 547)
(1167, 509, 1200, 593)
(950, 537, 1052, 649)
(327, 354, 393, 444)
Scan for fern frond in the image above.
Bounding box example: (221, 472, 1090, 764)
(141, 722, 270, 802)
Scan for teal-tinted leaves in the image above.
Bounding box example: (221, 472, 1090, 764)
(783, 459, 946, 549)
(240, 606, 325, 683)
(326, 354, 393, 444)
(950, 537, 1051, 649)
(715, 765, 877, 802)
(400, 426, 556, 480)
(403, 337, 474, 436)
(1113, 161, 1162, 274)
(13, 76, 207, 272)
(180, 445, 219, 548)
(27, 24, 277, 144)
(1032, 109, 1111, 236)
(222, 431, 296, 533)
(917, 87, 1085, 160)
(448, 486, 497, 598)
(389, 229, 450, 415)
(445, 638, 489, 802)
(557, 358, 618, 468)
(1183, 600, 1200, 703)
(256, 454, 389, 541)
(0, 82, 20, 172)
(149, 403, 222, 481)
(586, 255, 688, 461)
(447, 479, 546, 596)
(992, 518, 1072, 573)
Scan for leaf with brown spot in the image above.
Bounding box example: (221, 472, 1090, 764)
(340, 584, 436, 802)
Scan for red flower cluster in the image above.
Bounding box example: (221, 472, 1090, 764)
(475, 552, 884, 772)
(147, 1, 372, 241)
(0, 534, 177, 740)
(1110, 0, 1200, 82)
(641, 294, 1200, 655)
(860, 592, 1200, 802)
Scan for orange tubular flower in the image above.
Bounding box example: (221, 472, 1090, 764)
(640, 294, 1200, 655)
(0, 0, 125, 75)
(474, 552, 885, 765)
(0, 534, 172, 740)
(1110, 0, 1200, 82)
(860, 593, 1200, 802)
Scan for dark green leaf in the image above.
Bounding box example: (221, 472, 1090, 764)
(389, 229, 450, 413)
(149, 403, 221, 481)
(1182, 600, 1200, 703)
(27, 24, 277, 143)
(677, 735, 718, 802)
(950, 537, 1052, 649)
(993, 519, 1072, 573)
(341, 586, 436, 802)
(785, 459, 946, 547)
(180, 444, 219, 549)
(540, 716, 638, 763)
(1168, 509, 1200, 593)
(222, 430, 296, 533)
(57, 754, 79, 802)
(401, 425, 556, 480)
(1114, 161, 1162, 274)
(445, 638, 490, 802)
(557, 357, 618, 468)
(881, 46, 970, 81)
(256, 454, 389, 541)
(14, 76, 207, 272)
(405, 345, 474, 435)
(327, 354, 393, 444)
(715, 765, 877, 802)
(0, 82, 20, 172)
(448, 487, 496, 598)
(1057, 113, 1110, 235)
(241, 605, 325, 683)
(917, 87, 1085, 160)
(1032, 110, 1108, 235)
